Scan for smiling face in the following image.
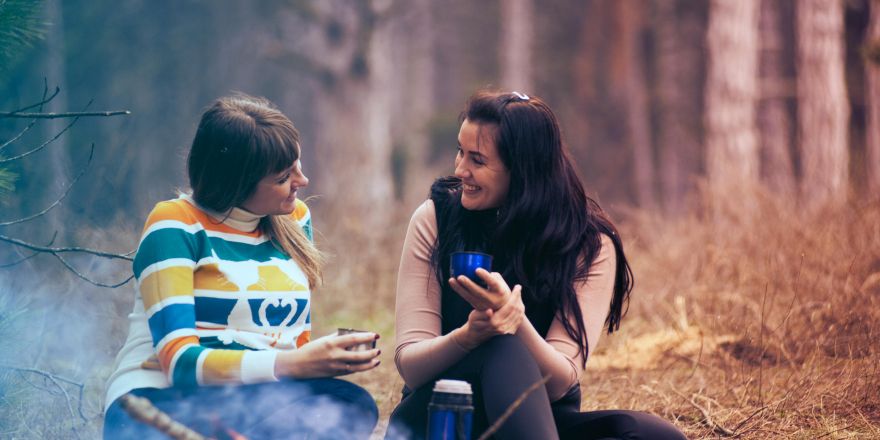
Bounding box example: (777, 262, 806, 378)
(455, 119, 510, 211)
(240, 159, 309, 216)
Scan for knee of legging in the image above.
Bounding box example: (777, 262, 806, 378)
(473, 334, 532, 364)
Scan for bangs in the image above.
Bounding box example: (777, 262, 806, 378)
(253, 123, 301, 176)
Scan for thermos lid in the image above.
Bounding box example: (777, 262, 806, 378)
(433, 379, 472, 395)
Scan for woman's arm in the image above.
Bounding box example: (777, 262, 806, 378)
(517, 234, 616, 400)
(394, 201, 473, 389)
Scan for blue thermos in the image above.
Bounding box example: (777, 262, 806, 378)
(427, 379, 474, 440)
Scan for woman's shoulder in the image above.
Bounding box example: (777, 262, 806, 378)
(143, 197, 200, 228)
(405, 199, 439, 244)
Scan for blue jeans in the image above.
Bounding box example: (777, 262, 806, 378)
(104, 378, 378, 439)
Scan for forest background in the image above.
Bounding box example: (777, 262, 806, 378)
(1, 0, 879, 439)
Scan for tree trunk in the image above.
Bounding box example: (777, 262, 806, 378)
(613, 0, 655, 210)
(866, 0, 880, 196)
(758, 0, 796, 196)
(42, 0, 68, 236)
(704, 0, 760, 193)
(796, 0, 849, 207)
(500, 0, 534, 92)
(277, 0, 394, 232)
(655, 0, 705, 215)
(392, 0, 437, 204)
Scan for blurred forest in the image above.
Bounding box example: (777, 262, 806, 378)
(2, 0, 879, 439)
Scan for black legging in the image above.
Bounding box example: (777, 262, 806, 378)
(387, 335, 686, 440)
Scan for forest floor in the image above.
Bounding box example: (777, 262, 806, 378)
(1, 191, 878, 439)
(315, 191, 880, 440)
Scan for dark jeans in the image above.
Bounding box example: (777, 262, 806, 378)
(104, 378, 378, 440)
(387, 335, 687, 440)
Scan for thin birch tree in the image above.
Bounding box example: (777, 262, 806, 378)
(796, 0, 850, 207)
(704, 0, 760, 197)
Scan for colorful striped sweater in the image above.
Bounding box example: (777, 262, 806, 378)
(104, 195, 314, 409)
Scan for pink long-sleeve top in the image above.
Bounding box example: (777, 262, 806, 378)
(394, 200, 616, 401)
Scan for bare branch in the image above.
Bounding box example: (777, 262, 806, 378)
(0, 233, 134, 261)
(53, 253, 134, 288)
(0, 365, 89, 423)
(11, 84, 61, 113)
(0, 119, 38, 152)
(0, 106, 84, 164)
(0, 80, 54, 152)
(476, 375, 552, 440)
(0, 144, 94, 226)
(0, 232, 57, 268)
(0, 110, 130, 119)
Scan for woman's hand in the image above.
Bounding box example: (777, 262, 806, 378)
(275, 332, 381, 379)
(450, 271, 526, 350)
(448, 268, 511, 311)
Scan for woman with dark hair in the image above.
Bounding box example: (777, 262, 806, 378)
(388, 91, 686, 439)
(104, 94, 379, 439)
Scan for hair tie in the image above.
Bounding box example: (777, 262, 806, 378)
(511, 91, 530, 101)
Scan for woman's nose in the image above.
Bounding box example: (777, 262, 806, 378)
(454, 159, 469, 179)
(293, 174, 309, 188)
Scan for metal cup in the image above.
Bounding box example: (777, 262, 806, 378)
(337, 328, 377, 352)
(450, 252, 493, 287)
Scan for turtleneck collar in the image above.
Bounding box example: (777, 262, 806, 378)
(180, 194, 265, 232)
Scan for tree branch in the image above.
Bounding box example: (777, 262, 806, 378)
(10, 83, 60, 113)
(0, 79, 54, 152)
(0, 110, 131, 119)
(0, 101, 87, 164)
(0, 144, 94, 226)
(53, 252, 134, 288)
(0, 233, 134, 261)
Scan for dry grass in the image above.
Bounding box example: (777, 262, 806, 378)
(313, 189, 880, 439)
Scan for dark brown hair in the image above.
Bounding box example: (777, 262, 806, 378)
(187, 94, 323, 286)
(433, 90, 633, 367)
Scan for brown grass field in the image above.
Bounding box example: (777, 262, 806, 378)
(314, 190, 880, 439)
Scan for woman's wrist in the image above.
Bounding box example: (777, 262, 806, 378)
(452, 323, 480, 351)
(274, 349, 303, 378)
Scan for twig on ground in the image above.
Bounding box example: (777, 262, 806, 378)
(476, 375, 551, 440)
(120, 394, 207, 440)
(671, 388, 735, 437)
(813, 424, 856, 439)
(0, 144, 94, 226)
(0, 365, 89, 423)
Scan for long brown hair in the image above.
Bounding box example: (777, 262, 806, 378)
(187, 93, 324, 286)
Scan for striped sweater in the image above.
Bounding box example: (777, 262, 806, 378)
(105, 195, 313, 409)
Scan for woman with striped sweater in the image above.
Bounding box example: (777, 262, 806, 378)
(104, 94, 379, 439)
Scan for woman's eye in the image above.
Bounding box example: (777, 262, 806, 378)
(277, 174, 291, 184)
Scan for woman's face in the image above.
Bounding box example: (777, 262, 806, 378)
(455, 119, 510, 211)
(241, 159, 309, 216)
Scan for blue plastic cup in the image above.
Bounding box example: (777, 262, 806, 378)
(450, 252, 493, 286)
